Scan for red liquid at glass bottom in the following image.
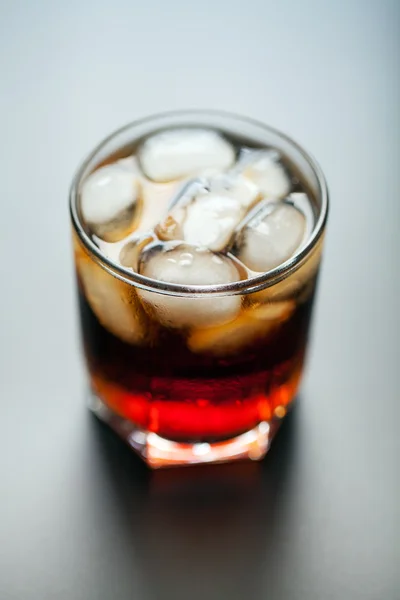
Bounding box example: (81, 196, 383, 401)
(78, 287, 313, 467)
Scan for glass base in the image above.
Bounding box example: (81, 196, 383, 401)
(89, 391, 272, 468)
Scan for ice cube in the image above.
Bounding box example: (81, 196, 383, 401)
(240, 149, 291, 199)
(80, 157, 140, 242)
(235, 201, 306, 272)
(81, 177, 181, 266)
(156, 175, 260, 252)
(138, 128, 235, 182)
(188, 300, 294, 355)
(76, 252, 151, 345)
(208, 173, 261, 209)
(137, 243, 241, 329)
(184, 193, 245, 251)
(138, 180, 181, 234)
(184, 175, 261, 251)
(250, 236, 323, 304)
(153, 178, 205, 242)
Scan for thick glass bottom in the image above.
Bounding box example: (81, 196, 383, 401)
(88, 391, 278, 468)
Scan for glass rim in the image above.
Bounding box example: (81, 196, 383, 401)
(69, 109, 329, 297)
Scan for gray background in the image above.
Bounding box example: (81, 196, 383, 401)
(0, 1, 399, 599)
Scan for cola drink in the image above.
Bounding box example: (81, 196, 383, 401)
(70, 112, 328, 467)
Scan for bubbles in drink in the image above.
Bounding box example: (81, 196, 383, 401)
(137, 243, 242, 329)
(238, 149, 291, 199)
(234, 199, 307, 272)
(80, 158, 140, 242)
(138, 128, 235, 182)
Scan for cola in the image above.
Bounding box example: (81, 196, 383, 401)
(70, 112, 328, 467)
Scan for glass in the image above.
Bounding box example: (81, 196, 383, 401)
(70, 110, 328, 468)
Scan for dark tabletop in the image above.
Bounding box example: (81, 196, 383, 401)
(1, 1, 399, 599)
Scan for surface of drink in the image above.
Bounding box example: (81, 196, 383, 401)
(71, 114, 327, 467)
